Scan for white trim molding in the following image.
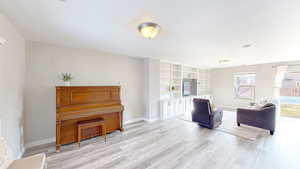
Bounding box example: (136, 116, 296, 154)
(144, 118, 159, 123)
(25, 137, 55, 149)
(52, 82, 121, 87)
(123, 118, 145, 125)
(18, 146, 26, 158)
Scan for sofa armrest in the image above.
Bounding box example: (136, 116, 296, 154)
(8, 153, 46, 169)
(237, 108, 261, 114)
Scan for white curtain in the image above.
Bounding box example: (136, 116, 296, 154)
(273, 66, 287, 118)
(273, 65, 288, 99)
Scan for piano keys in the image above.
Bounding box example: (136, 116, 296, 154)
(56, 86, 124, 151)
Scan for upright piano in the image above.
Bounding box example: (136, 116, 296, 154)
(56, 86, 124, 151)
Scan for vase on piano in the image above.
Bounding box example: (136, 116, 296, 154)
(60, 73, 73, 86)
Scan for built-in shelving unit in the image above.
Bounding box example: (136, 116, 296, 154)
(160, 62, 183, 99)
(170, 64, 182, 98)
(160, 61, 211, 120)
(198, 69, 210, 96)
(183, 66, 198, 79)
(160, 61, 210, 99)
(160, 62, 172, 99)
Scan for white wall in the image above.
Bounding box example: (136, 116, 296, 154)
(144, 58, 160, 121)
(25, 41, 145, 145)
(211, 63, 277, 108)
(0, 13, 26, 158)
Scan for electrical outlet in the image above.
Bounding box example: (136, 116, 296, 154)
(0, 36, 7, 46)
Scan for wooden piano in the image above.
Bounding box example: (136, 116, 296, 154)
(56, 86, 124, 151)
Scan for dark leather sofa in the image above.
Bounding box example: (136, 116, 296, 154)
(192, 98, 223, 129)
(237, 103, 276, 135)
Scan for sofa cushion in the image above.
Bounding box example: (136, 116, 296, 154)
(0, 137, 13, 169)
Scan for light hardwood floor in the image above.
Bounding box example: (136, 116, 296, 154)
(25, 113, 300, 169)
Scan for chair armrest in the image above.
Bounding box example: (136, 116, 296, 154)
(211, 108, 222, 116)
(8, 153, 46, 169)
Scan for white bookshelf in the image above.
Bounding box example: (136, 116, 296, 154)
(160, 61, 211, 120)
(160, 62, 183, 99)
(183, 66, 198, 79)
(160, 61, 210, 99)
(197, 69, 210, 96)
(171, 64, 182, 98)
(160, 62, 171, 99)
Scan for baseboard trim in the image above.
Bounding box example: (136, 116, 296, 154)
(144, 118, 159, 123)
(123, 118, 145, 125)
(25, 117, 146, 150)
(18, 146, 25, 158)
(25, 137, 55, 149)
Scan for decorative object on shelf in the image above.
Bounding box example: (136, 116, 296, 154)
(170, 85, 176, 91)
(169, 85, 176, 98)
(138, 22, 161, 39)
(60, 73, 73, 86)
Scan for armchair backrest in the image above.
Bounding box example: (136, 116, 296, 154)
(193, 98, 211, 117)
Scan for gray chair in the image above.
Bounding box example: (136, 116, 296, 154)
(192, 98, 223, 129)
(237, 103, 276, 135)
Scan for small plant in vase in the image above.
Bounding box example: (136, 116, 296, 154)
(169, 85, 176, 97)
(60, 73, 73, 86)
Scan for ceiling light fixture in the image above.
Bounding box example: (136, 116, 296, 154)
(218, 57, 231, 64)
(242, 44, 252, 48)
(138, 22, 161, 39)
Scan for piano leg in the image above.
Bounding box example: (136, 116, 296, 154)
(56, 120, 62, 152)
(56, 145, 61, 152)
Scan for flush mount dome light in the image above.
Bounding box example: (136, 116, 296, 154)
(138, 22, 161, 39)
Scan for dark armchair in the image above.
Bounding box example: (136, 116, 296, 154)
(237, 103, 276, 135)
(192, 99, 223, 129)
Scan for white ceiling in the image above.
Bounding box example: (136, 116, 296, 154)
(1, 0, 300, 68)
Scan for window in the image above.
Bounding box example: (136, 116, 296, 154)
(234, 73, 256, 99)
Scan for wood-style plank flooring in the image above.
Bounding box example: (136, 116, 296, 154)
(25, 114, 300, 169)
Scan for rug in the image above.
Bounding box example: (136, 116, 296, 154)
(178, 111, 269, 141)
